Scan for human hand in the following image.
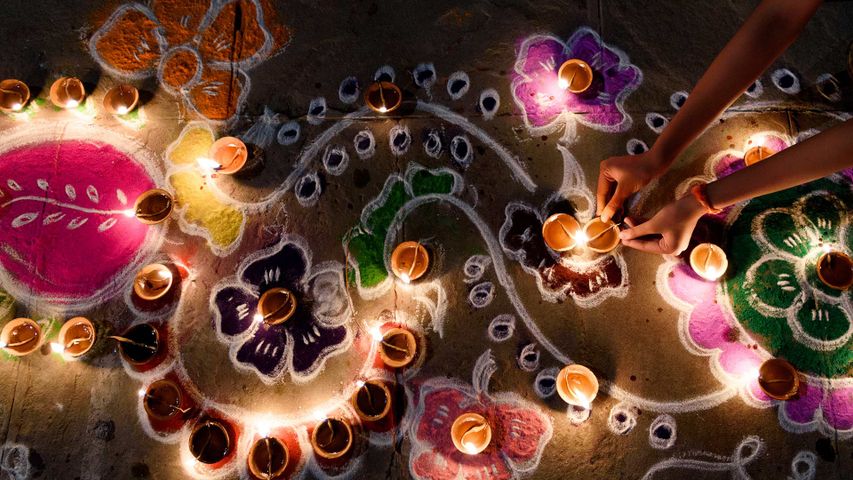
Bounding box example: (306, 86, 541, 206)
(596, 150, 668, 222)
(618, 195, 706, 255)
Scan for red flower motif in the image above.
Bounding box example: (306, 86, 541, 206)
(89, 0, 290, 121)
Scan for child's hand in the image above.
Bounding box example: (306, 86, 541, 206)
(618, 195, 706, 255)
(596, 150, 667, 222)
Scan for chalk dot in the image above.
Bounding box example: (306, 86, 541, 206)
(745, 79, 764, 98)
(649, 414, 677, 449)
(277, 120, 301, 145)
(468, 282, 494, 308)
(463, 254, 491, 282)
(816, 73, 841, 102)
(790, 451, 817, 480)
(626, 139, 648, 155)
(423, 130, 443, 158)
(567, 405, 591, 425)
(488, 314, 515, 342)
(771, 68, 801, 95)
(645, 113, 668, 133)
(307, 97, 327, 125)
(450, 135, 473, 168)
(338, 76, 360, 104)
(374, 65, 395, 83)
(389, 125, 411, 156)
(447, 71, 470, 100)
(479, 88, 500, 120)
(517, 343, 540, 372)
(669, 91, 688, 110)
(294, 172, 322, 207)
(353, 130, 376, 159)
(608, 403, 639, 435)
(533, 367, 559, 398)
(322, 146, 349, 176)
(413, 63, 437, 89)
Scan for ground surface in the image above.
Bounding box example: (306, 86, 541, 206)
(0, 1, 852, 479)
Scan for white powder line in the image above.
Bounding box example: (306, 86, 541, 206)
(0, 195, 128, 215)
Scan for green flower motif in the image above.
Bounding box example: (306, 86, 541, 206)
(726, 178, 853, 377)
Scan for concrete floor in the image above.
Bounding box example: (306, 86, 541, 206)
(0, 1, 852, 479)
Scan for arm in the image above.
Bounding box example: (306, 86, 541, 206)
(596, 0, 823, 222)
(620, 119, 853, 254)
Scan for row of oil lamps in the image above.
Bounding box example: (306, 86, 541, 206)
(0, 77, 139, 114)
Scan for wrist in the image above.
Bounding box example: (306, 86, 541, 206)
(646, 146, 673, 176)
(679, 192, 708, 220)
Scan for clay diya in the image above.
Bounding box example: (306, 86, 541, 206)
(744, 145, 777, 167)
(450, 413, 491, 455)
(690, 243, 728, 281)
(189, 419, 232, 465)
(816, 250, 853, 290)
(143, 379, 186, 420)
(256, 288, 298, 326)
(310, 418, 353, 460)
(558, 59, 593, 94)
(247, 436, 289, 480)
(54, 317, 96, 357)
(0, 318, 42, 356)
(378, 327, 417, 368)
(542, 213, 582, 252)
(207, 136, 248, 174)
(103, 84, 139, 115)
(758, 358, 800, 401)
(133, 263, 174, 301)
(582, 217, 621, 253)
(113, 323, 160, 365)
(390, 241, 429, 283)
(556, 364, 599, 408)
(133, 189, 174, 225)
(49, 77, 86, 109)
(351, 380, 392, 423)
(364, 81, 402, 114)
(0, 79, 30, 112)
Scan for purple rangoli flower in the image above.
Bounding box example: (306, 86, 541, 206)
(212, 236, 352, 383)
(511, 27, 642, 136)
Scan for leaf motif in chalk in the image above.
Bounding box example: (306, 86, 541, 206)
(116, 189, 127, 205)
(37, 179, 50, 191)
(86, 185, 99, 203)
(12, 212, 39, 228)
(43, 212, 66, 225)
(67, 217, 88, 230)
(65, 185, 76, 200)
(98, 217, 118, 232)
(7, 179, 21, 191)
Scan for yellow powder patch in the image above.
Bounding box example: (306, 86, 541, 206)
(168, 126, 214, 165)
(168, 171, 243, 250)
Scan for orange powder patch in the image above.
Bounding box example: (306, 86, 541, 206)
(188, 66, 244, 121)
(199, 0, 268, 63)
(152, 0, 208, 45)
(161, 48, 200, 89)
(95, 8, 161, 73)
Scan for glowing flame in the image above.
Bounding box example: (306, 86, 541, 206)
(573, 230, 589, 248)
(821, 243, 833, 254)
(399, 273, 411, 284)
(65, 99, 79, 109)
(253, 313, 264, 324)
(11, 102, 22, 111)
(197, 157, 222, 172)
(558, 78, 569, 90)
(254, 415, 274, 438)
(705, 266, 720, 280)
(123, 208, 136, 218)
(137, 388, 146, 398)
(378, 106, 388, 113)
(116, 105, 129, 115)
(462, 440, 480, 454)
(50, 342, 64, 353)
(0, 342, 7, 349)
(369, 325, 384, 342)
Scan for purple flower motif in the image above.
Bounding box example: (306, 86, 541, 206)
(511, 28, 642, 136)
(212, 236, 352, 383)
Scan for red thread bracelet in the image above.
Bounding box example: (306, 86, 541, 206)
(690, 183, 721, 214)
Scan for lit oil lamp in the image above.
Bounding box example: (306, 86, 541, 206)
(364, 81, 402, 114)
(816, 249, 853, 291)
(143, 379, 189, 420)
(0, 318, 42, 356)
(49, 77, 86, 109)
(189, 418, 233, 465)
(450, 413, 491, 455)
(743, 143, 777, 167)
(377, 327, 417, 368)
(757, 358, 800, 401)
(248, 435, 289, 480)
(131, 189, 174, 225)
(254, 288, 297, 326)
(310, 417, 353, 460)
(556, 364, 599, 409)
(103, 84, 139, 115)
(582, 217, 621, 253)
(197, 136, 248, 175)
(689, 243, 728, 281)
(351, 379, 392, 423)
(52, 316, 96, 358)
(112, 323, 160, 365)
(558, 59, 593, 94)
(390, 241, 429, 283)
(542, 213, 582, 252)
(0, 79, 30, 113)
(133, 263, 174, 301)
